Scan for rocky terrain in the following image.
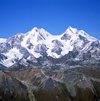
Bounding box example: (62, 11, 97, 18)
(0, 26, 100, 101)
(4, 60, 100, 101)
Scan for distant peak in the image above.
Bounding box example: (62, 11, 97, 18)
(30, 27, 39, 31)
(40, 28, 44, 30)
(68, 26, 73, 29)
(66, 26, 77, 33)
(67, 26, 77, 30)
(28, 27, 39, 34)
(33, 27, 38, 29)
(40, 28, 45, 31)
(31, 27, 45, 32)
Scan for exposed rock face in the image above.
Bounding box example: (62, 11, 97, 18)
(5, 64, 100, 101)
(0, 71, 30, 101)
(27, 43, 34, 49)
(34, 44, 48, 56)
(52, 39, 64, 47)
(0, 64, 7, 70)
(61, 33, 71, 41)
(51, 47, 62, 55)
(0, 54, 7, 61)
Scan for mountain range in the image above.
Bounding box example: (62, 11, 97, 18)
(0, 26, 100, 101)
(0, 26, 100, 68)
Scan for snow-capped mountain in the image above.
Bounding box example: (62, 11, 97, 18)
(0, 38, 7, 43)
(0, 26, 100, 67)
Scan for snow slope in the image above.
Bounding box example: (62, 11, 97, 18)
(0, 26, 99, 67)
(0, 38, 7, 43)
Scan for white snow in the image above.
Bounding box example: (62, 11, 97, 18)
(2, 48, 23, 67)
(67, 26, 78, 34)
(0, 26, 99, 67)
(77, 30, 97, 42)
(20, 26, 98, 58)
(0, 38, 7, 43)
(61, 40, 73, 56)
(21, 27, 51, 56)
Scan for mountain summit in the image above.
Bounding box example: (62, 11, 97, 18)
(0, 26, 100, 67)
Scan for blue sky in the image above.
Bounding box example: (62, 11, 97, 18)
(0, 0, 100, 40)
